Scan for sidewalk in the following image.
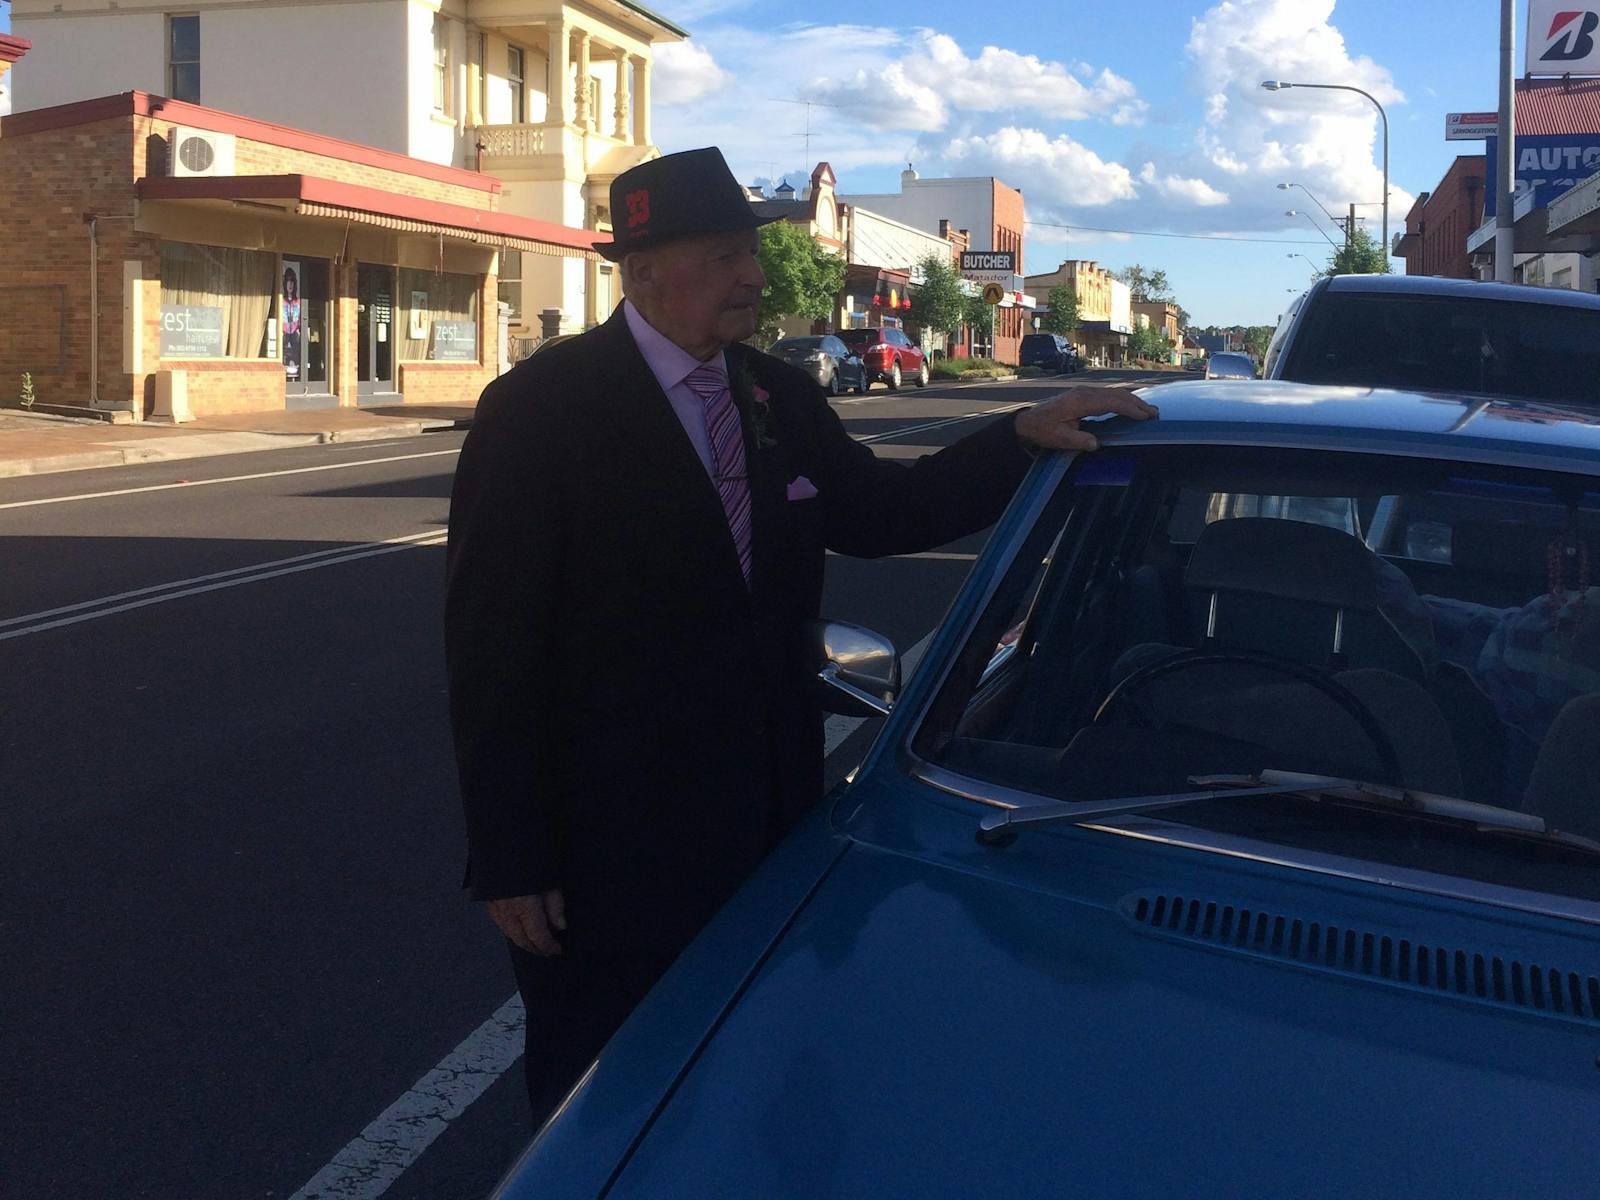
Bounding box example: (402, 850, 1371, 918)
(0, 402, 475, 479)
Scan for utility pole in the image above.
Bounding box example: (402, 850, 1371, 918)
(1495, 0, 1516, 282)
(1347, 202, 1356, 260)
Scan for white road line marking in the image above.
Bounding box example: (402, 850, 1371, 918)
(0, 530, 445, 629)
(854, 404, 1026, 445)
(822, 627, 937, 756)
(0, 534, 445, 642)
(287, 624, 944, 1199)
(0, 449, 461, 512)
(287, 993, 527, 1200)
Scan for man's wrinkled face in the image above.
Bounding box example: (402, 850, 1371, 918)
(627, 230, 766, 356)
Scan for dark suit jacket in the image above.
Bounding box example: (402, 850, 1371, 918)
(445, 307, 1028, 962)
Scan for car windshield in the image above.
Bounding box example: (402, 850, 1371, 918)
(837, 329, 880, 347)
(772, 337, 823, 352)
(917, 445, 1600, 900)
(1281, 291, 1600, 406)
(1210, 354, 1253, 373)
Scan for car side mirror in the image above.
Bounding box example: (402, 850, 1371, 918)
(807, 619, 900, 717)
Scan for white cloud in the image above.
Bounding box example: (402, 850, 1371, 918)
(653, 41, 732, 107)
(1139, 162, 1230, 206)
(811, 29, 1147, 132)
(942, 127, 1138, 206)
(1184, 0, 1413, 223)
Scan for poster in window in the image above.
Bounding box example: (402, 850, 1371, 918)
(409, 292, 430, 339)
(282, 260, 303, 380)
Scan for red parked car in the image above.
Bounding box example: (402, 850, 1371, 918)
(836, 327, 929, 390)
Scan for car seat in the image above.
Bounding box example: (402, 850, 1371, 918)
(1522, 694, 1600, 840)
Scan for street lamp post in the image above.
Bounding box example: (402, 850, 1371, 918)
(1276, 182, 1341, 229)
(1287, 251, 1321, 277)
(1286, 209, 1341, 251)
(1262, 80, 1388, 259)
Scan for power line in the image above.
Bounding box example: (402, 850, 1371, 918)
(1024, 220, 1335, 247)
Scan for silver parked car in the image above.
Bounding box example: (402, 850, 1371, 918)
(768, 335, 868, 396)
(1205, 351, 1258, 380)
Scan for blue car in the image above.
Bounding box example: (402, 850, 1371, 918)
(496, 381, 1600, 1198)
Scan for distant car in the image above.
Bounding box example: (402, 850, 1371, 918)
(1265, 275, 1600, 404)
(767, 335, 868, 396)
(1205, 351, 1257, 379)
(1019, 332, 1078, 374)
(836, 326, 928, 390)
(491, 380, 1600, 1199)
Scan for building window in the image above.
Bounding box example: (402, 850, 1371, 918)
(399, 268, 480, 361)
(498, 249, 522, 319)
(476, 31, 488, 123)
(167, 14, 200, 103)
(432, 15, 451, 114)
(507, 46, 525, 124)
(160, 242, 275, 359)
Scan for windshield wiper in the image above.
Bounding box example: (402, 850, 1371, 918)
(976, 769, 1600, 860)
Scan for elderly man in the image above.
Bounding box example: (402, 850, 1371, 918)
(445, 147, 1157, 1121)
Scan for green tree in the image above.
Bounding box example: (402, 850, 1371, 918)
(1111, 264, 1175, 303)
(962, 293, 995, 352)
(1128, 323, 1171, 362)
(911, 253, 969, 337)
(755, 221, 849, 343)
(1241, 324, 1274, 361)
(1039, 285, 1080, 336)
(1325, 228, 1392, 276)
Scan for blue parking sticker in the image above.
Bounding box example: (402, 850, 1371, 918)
(1074, 458, 1136, 487)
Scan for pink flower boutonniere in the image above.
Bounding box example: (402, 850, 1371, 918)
(750, 385, 777, 450)
(729, 355, 778, 450)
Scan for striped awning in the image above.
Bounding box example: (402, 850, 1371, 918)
(296, 201, 600, 260)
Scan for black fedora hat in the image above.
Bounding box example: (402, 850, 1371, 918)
(593, 147, 783, 261)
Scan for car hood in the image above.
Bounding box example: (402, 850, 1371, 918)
(602, 840, 1600, 1198)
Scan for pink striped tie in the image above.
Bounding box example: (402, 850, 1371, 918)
(685, 363, 753, 585)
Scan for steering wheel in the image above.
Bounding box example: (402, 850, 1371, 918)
(1092, 648, 1407, 786)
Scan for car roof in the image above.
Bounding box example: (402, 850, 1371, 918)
(1103, 380, 1600, 472)
(1321, 273, 1600, 311)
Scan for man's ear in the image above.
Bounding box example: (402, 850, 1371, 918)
(621, 250, 653, 294)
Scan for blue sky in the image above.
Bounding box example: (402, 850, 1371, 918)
(649, 0, 1511, 325)
(1, 0, 1510, 324)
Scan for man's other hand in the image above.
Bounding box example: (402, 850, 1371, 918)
(488, 890, 567, 956)
(1014, 387, 1159, 453)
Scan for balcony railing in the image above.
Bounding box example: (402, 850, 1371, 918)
(474, 125, 547, 158)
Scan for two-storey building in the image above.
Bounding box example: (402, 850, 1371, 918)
(7, 0, 684, 334)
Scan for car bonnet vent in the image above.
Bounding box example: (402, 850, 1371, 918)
(1122, 892, 1600, 1024)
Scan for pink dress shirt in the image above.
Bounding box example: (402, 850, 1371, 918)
(623, 300, 723, 477)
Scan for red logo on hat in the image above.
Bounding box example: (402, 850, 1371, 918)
(626, 189, 651, 229)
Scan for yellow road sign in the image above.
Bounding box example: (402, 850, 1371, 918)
(981, 282, 1005, 305)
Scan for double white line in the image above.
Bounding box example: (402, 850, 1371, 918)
(0, 529, 446, 643)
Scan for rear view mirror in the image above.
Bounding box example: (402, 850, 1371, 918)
(806, 619, 900, 717)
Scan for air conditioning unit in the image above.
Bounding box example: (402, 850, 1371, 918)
(170, 128, 236, 177)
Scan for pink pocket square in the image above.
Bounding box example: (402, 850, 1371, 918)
(786, 475, 818, 501)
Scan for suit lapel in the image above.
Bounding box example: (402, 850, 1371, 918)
(593, 309, 751, 600)
(728, 346, 786, 607)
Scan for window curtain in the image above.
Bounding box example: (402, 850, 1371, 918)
(160, 243, 275, 358)
(398, 269, 479, 361)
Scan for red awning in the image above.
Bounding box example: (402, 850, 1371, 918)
(137, 174, 600, 259)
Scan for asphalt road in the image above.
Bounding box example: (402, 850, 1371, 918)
(0, 368, 1173, 1200)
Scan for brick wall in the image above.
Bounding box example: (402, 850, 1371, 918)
(1400, 156, 1485, 280)
(0, 115, 160, 409)
(991, 179, 1026, 364)
(1, 104, 503, 417)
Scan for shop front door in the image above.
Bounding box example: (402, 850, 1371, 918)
(357, 263, 398, 403)
(282, 257, 334, 409)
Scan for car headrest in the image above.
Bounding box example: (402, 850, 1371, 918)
(1185, 517, 1379, 610)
